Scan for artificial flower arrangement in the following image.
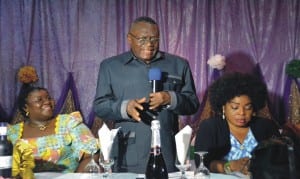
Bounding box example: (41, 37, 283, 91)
(207, 54, 226, 70)
(17, 65, 39, 84)
(285, 59, 300, 78)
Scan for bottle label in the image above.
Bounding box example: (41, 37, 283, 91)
(0, 156, 12, 168)
(150, 146, 161, 156)
(0, 126, 7, 136)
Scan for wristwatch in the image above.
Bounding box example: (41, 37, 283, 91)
(224, 161, 232, 174)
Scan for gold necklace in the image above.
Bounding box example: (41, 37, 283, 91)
(28, 121, 49, 131)
(37, 125, 47, 131)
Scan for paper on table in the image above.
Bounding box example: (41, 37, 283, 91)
(175, 125, 192, 165)
(98, 123, 120, 160)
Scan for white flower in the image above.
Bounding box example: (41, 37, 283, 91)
(207, 54, 226, 70)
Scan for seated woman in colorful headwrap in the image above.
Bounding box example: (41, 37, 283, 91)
(7, 85, 99, 177)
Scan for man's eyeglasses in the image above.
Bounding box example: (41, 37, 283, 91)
(129, 33, 159, 45)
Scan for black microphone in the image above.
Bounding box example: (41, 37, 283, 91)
(137, 68, 162, 125)
(148, 67, 162, 93)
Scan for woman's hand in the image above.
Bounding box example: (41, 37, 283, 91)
(229, 157, 250, 175)
(76, 153, 99, 173)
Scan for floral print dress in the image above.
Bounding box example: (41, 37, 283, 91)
(8, 111, 99, 173)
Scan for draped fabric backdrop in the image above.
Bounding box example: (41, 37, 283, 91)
(0, 0, 299, 127)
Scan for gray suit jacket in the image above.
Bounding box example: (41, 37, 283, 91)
(93, 51, 199, 173)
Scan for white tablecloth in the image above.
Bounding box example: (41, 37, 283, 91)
(35, 171, 248, 179)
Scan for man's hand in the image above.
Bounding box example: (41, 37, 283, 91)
(126, 97, 147, 121)
(149, 91, 170, 110)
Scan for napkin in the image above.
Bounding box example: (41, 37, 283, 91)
(98, 123, 120, 160)
(175, 125, 192, 165)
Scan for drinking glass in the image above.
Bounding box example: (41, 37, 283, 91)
(175, 158, 191, 179)
(99, 152, 114, 178)
(175, 146, 192, 179)
(194, 151, 210, 179)
(84, 153, 100, 178)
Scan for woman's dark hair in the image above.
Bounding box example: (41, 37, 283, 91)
(18, 84, 48, 117)
(209, 72, 267, 116)
(250, 137, 300, 179)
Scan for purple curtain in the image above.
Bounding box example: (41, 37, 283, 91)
(54, 72, 81, 115)
(0, 0, 299, 126)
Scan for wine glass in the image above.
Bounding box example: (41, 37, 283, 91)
(194, 151, 210, 179)
(175, 157, 191, 179)
(175, 147, 191, 179)
(84, 153, 100, 178)
(99, 151, 114, 178)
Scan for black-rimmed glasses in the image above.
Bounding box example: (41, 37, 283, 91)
(129, 33, 159, 45)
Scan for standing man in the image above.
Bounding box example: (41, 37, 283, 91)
(93, 16, 199, 173)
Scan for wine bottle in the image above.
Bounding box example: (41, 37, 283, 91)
(0, 122, 13, 178)
(145, 120, 168, 179)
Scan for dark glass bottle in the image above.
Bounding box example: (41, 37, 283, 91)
(145, 120, 168, 179)
(0, 122, 13, 178)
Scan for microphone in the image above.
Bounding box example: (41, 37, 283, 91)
(139, 68, 161, 125)
(148, 68, 162, 93)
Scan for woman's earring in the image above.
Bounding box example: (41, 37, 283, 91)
(222, 109, 225, 120)
(26, 111, 29, 116)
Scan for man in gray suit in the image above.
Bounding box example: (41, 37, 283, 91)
(93, 16, 199, 173)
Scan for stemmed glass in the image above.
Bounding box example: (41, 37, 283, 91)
(175, 158, 191, 179)
(175, 147, 192, 179)
(99, 151, 114, 178)
(194, 151, 210, 179)
(84, 153, 100, 177)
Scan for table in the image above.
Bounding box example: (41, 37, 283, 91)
(35, 171, 249, 179)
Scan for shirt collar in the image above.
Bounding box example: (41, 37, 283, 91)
(124, 50, 164, 65)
